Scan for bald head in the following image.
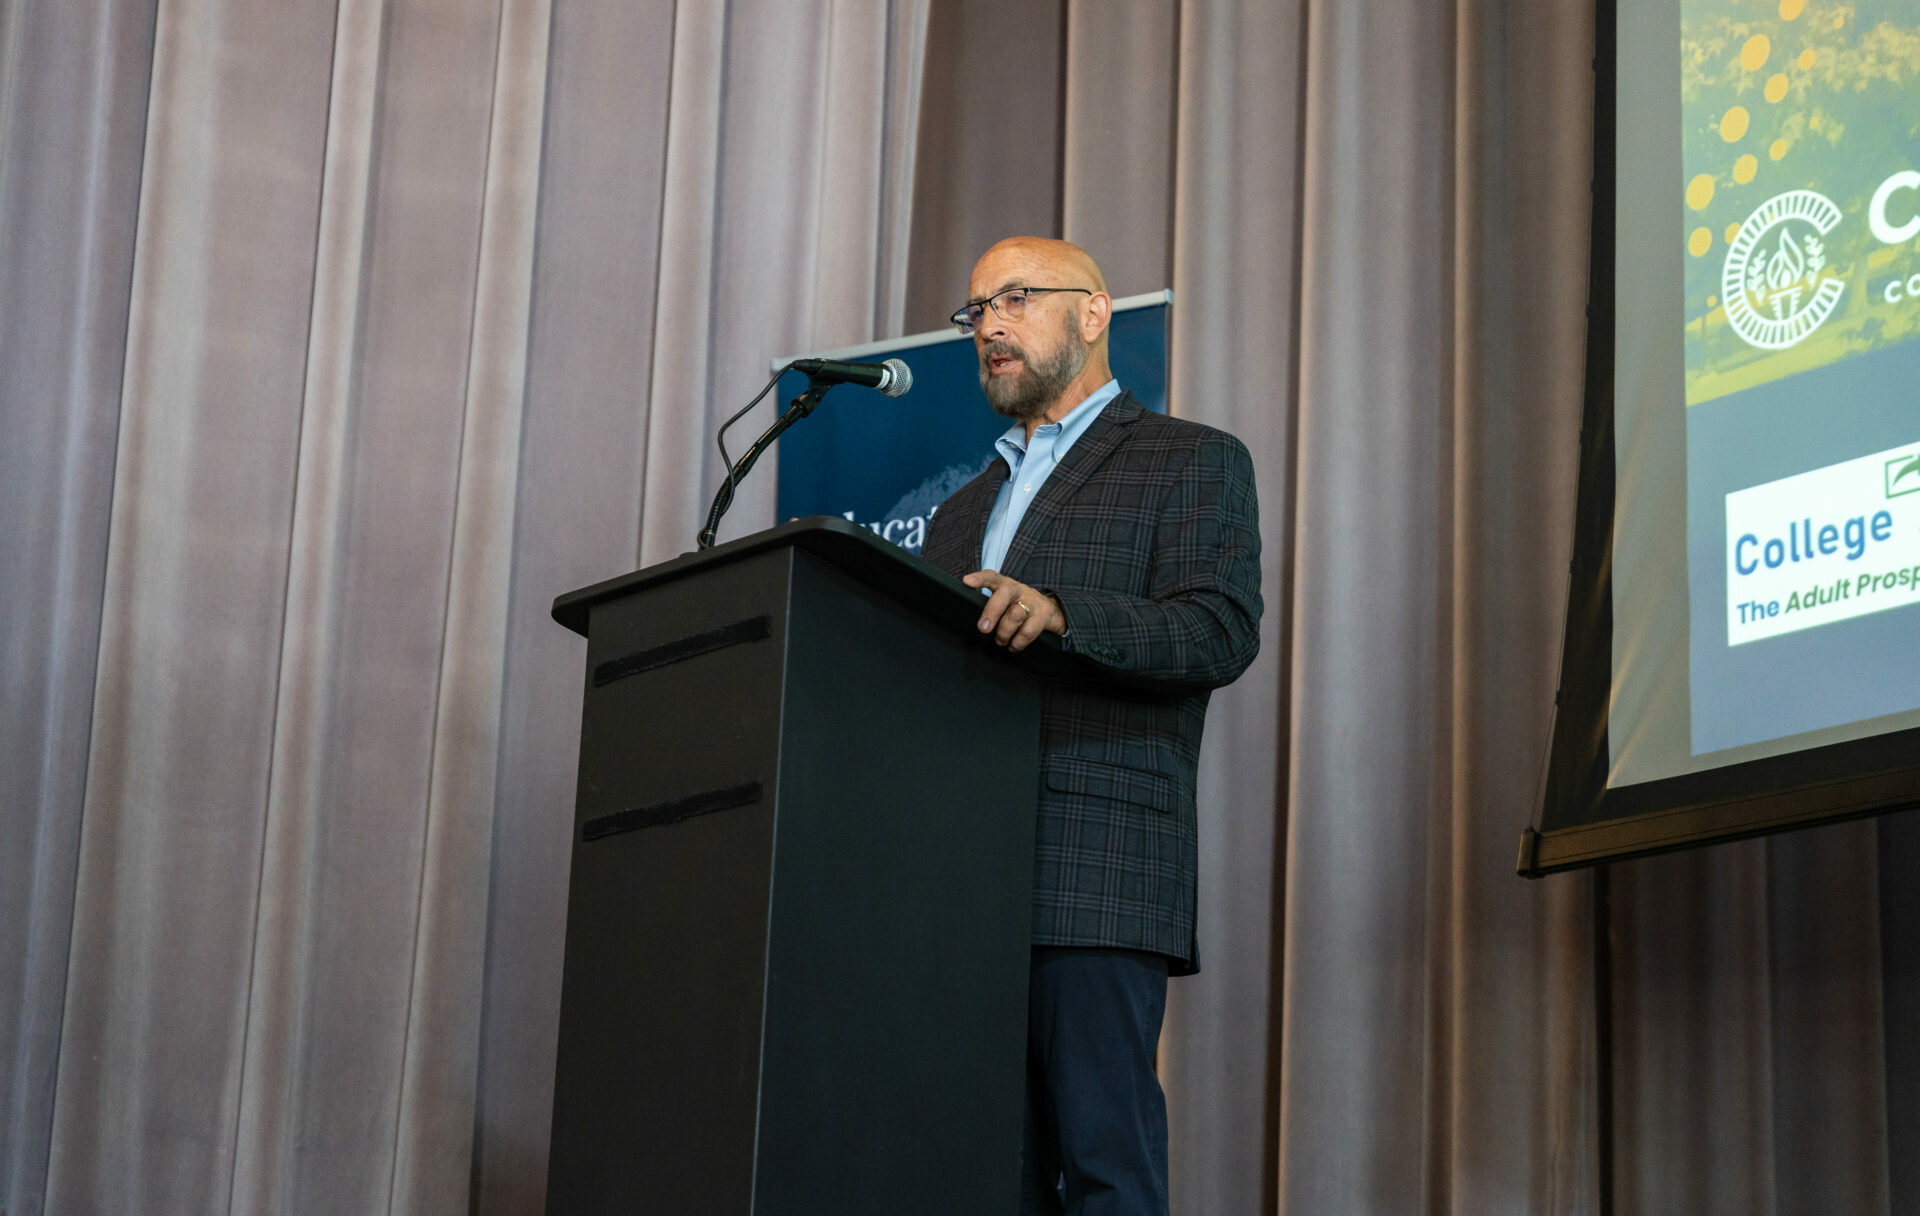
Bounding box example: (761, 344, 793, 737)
(970, 237, 1108, 299)
(966, 237, 1115, 431)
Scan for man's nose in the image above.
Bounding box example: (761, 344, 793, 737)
(978, 308, 1009, 343)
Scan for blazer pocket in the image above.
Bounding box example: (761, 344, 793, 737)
(1043, 756, 1176, 813)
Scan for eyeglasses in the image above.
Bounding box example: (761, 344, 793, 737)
(949, 286, 1093, 335)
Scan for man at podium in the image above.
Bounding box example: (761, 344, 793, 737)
(923, 237, 1264, 1216)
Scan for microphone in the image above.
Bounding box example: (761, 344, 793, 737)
(789, 357, 913, 397)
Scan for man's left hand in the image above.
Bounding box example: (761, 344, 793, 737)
(962, 570, 1066, 652)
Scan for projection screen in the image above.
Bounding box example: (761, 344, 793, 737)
(1523, 0, 1920, 874)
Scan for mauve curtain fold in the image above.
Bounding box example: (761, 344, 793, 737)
(638, 0, 926, 561)
(1062, 1, 1178, 301)
(30, 0, 553, 1208)
(1445, 0, 1600, 1209)
(1282, 0, 1464, 1206)
(388, 0, 551, 1209)
(1157, 2, 1305, 1212)
(0, 3, 159, 1215)
(227, 0, 399, 1205)
(903, 0, 1066, 333)
(1279, 0, 1600, 1209)
(47, 0, 344, 1207)
(1611, 824, 1894, 1216)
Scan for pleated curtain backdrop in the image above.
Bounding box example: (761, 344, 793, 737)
(1, 0, 160, 1210)
(2, 1, 1910, 1214)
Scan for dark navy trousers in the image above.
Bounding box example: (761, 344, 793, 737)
(1020, 947, 1171, 1216)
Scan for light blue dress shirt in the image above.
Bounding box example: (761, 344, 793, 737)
(979, 379, 1123, 572)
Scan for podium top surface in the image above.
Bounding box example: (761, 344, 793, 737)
(551, 516, 1074, 672)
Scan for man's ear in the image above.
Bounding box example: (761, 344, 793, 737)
(1083, 291, 1113, 343)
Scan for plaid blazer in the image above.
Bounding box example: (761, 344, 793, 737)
(922, 391, 1262, 974)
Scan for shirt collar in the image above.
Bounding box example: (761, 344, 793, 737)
(994, 379, 1122, 467)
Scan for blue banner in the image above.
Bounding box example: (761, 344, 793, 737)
(772, 293, 1170, 553)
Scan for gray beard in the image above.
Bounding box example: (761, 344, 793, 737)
(980, 321, 1089, 421)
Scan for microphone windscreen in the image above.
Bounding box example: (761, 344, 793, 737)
(881, 358, 913, 397)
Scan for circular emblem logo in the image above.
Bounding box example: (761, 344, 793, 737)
(1722, 189, 1847, 350)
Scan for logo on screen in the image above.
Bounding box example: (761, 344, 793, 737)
(1722, 189, 1847, 351)
(1889, 453, 1920, 499)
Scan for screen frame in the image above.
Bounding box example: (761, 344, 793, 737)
(1520, 0, 1920, 877)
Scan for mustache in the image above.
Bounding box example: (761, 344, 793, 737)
(980, 341, 1026, 364)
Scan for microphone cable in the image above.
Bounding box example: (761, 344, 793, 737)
(711, 363, 792, 534)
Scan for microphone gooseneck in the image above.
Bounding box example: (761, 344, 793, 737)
(696, 358, 915, 549)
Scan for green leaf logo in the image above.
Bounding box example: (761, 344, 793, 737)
(1888, 453, 1920, 498)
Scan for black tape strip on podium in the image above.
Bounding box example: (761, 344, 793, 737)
(591, 615, 772, 687)
(581, 781, 765, 842)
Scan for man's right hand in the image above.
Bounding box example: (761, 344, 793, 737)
(962, 569, 1066, 652)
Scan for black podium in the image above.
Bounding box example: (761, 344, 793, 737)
(546, 518, 1060, 1214)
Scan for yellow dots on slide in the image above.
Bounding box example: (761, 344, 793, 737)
(1740, 35, 1771, 72)
(1709, 295, 1719, 309)
(1687, 174, 1716, 210)
(1721, 106, 1750, 142)
(1690, 228, 1713, 257)
(1765, 73, 1789, 103)
(1798, 48, 1816, 69)
(1780, 0, 1804, 18)
(1726, 222, 1743, 244)
(1770, 138, 1789, 161)
(1734, 154, 1758, 184)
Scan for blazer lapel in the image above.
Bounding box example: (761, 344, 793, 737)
(1000, 392, 1144, 580)
(952, 460, 1007, 571)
